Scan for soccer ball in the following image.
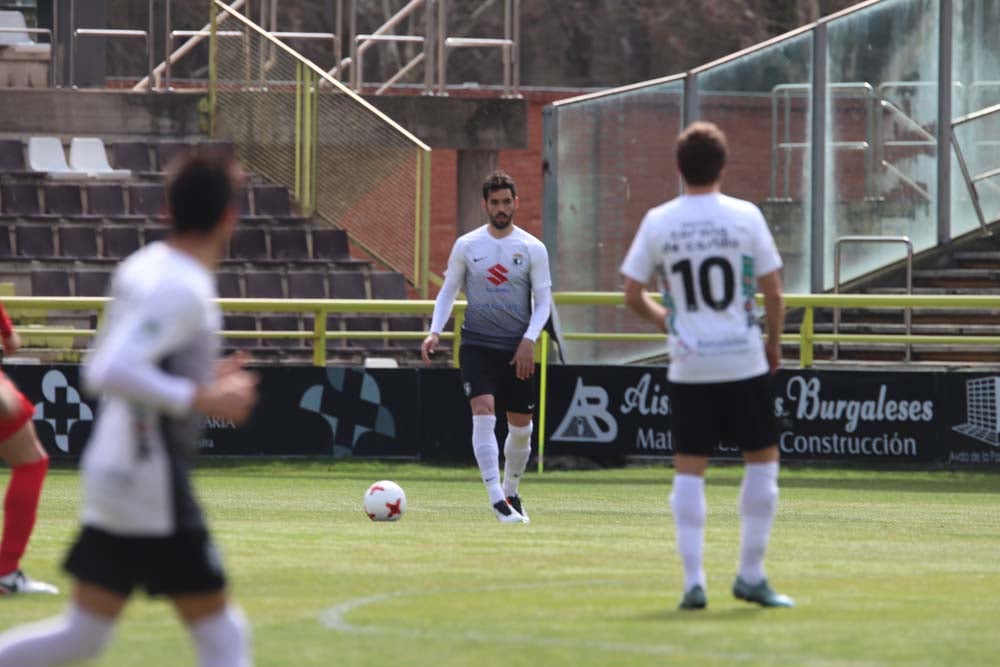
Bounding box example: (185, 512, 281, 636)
(363, 480, 407, 521)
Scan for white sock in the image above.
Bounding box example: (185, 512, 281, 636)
(738, 462, 780, 586)
(670, 474, 707, 593)
(190, 605, 252, 667)
(472, 414, 505, 504)
(502, 422, 533, 498)
(0, 604, 114, 666)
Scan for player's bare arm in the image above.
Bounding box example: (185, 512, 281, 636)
(623, 278, 668, 334)
(758, 270, 784, 374)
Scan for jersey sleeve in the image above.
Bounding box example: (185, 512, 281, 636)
(0, 302, 13, 338)
(83, 284, 204, 415)
(528, 240, 552, 290)
(751, 207, 783, 277)
(620, 214, 658, 284)
(429, 237, 467, 335)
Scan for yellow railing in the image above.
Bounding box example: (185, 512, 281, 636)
(9, 292, 1000, 472)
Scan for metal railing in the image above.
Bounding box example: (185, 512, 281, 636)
(70, 28, 148, 89)
(9, 291, 1000, 472)
(832, 236, 914, 361)
(952, 102, 1000, 237)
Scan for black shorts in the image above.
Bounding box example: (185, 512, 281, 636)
(64, 526, 227, 597)
(668, 373, 778, 456)
(459, 344, 536, 414)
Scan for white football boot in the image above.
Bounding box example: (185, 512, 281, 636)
(492, 500, 527, 523)
(0, 569, 59, 595)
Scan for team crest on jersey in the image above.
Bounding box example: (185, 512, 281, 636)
(512, 253, 524, 266)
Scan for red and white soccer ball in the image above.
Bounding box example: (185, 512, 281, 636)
(364, 480, 407, 522)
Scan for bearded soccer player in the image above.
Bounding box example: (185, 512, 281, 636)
(621, 121, 793, 610)
(0, 153, 259, 666)
(0, 309, 57, 596)
(421, 171, 552, 524)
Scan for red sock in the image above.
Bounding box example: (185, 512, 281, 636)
(0, 457, 49, 576)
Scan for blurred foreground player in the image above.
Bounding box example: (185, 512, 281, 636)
(621, 122, 793, 610)
(0, 309, 57, 596)
(0, 153, 259, 666)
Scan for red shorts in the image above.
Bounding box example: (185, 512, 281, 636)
(0, 373, 34, 443)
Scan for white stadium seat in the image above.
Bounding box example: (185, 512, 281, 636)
(27, 137, 77, 179)
(0, 10, 50, 55)
(69, 138, 131, 179)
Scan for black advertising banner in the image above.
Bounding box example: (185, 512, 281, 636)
(5, 362, 1000, 467)
(543, 366, 1000, 467)
(4, 365, 420, 460)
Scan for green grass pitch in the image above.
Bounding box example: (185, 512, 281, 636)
(1, 461, 998, 666)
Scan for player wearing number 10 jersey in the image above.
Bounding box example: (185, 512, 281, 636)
(621, 121, 793, 611)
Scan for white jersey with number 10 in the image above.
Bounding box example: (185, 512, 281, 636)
(621, 192, 782, 384)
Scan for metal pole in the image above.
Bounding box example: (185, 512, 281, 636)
(542, 106, 560, 275)
(512, 0, 520, 95)
(148, 0, 155, 91)
(683, 71, 698, 128)
(69, 0, 75, 87)
(348, 0, 357, 84)
(502, 0, 511, 97)
(423, 0, 435, 94)
(53, 0, 60, 86)
(437, 0, 446, 94)
(334, 0, 343, 79)
(770, 90, 778, 199)
(937, 0, 953, 244)
(208, 0, 217, 138)
(164, 0, 172, 89)
(810, 22, 828, 293)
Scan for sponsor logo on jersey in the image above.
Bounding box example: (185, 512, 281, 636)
(486, 263, 509, 286)
(512, 253, 524, 266)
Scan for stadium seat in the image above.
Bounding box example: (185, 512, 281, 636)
(43, 184, 85, 218)
(388, 316, 426, 349)
(216, 271, 242, 298)
(196, 140, 236, 159)
(129, 184, 165, 219)
(345, 316, 386, 349)
(68, 138, 131, 179)
(86, 184, 126, 218)
(74, 270, 111, 297)
(222, 315, 258, 349)
(26, 137, 77, 179)
(270, 227, 309, 260)
(287, 271, 327, 299)
(15, 224, 54, 257)
(57, 225, 99, 259)
(111, 141, 154, 175)
(30, 269, 70, 296)
(237, 189, 268, 224)
(312, 228, 350, 260)
(260, 315, 301, 348)
(245, 271, 285, 299)
(255, 185, 306, 224)
(371, 271, 408, 300)
(143, 225, 169, 245)
(0, 139, 34, 177)
(229, 227, 268, 260)
(0, 226, 13, 257)
(0, 10, 49, 53)
(329, 271, 367, 299)
(101, 225, 141, 258)
(1, 183, 48, 220)
(155, 141, 191, 172)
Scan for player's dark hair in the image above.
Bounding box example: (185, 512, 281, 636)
(165, 153, 240, 234)
(482, 170, 517, 201)
(676, 121, 728, 187)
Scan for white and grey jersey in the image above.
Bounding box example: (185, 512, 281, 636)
(80, 242, 221, 536)
(445, 226, 551, 351)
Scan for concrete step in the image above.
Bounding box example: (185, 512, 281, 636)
(865, 286, 1000, 295)
(953, 251, 1000, 269)
(812, 322, 1000, 335)
(834, 308, 1000, 324)
(912, 268, 1000, 288)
